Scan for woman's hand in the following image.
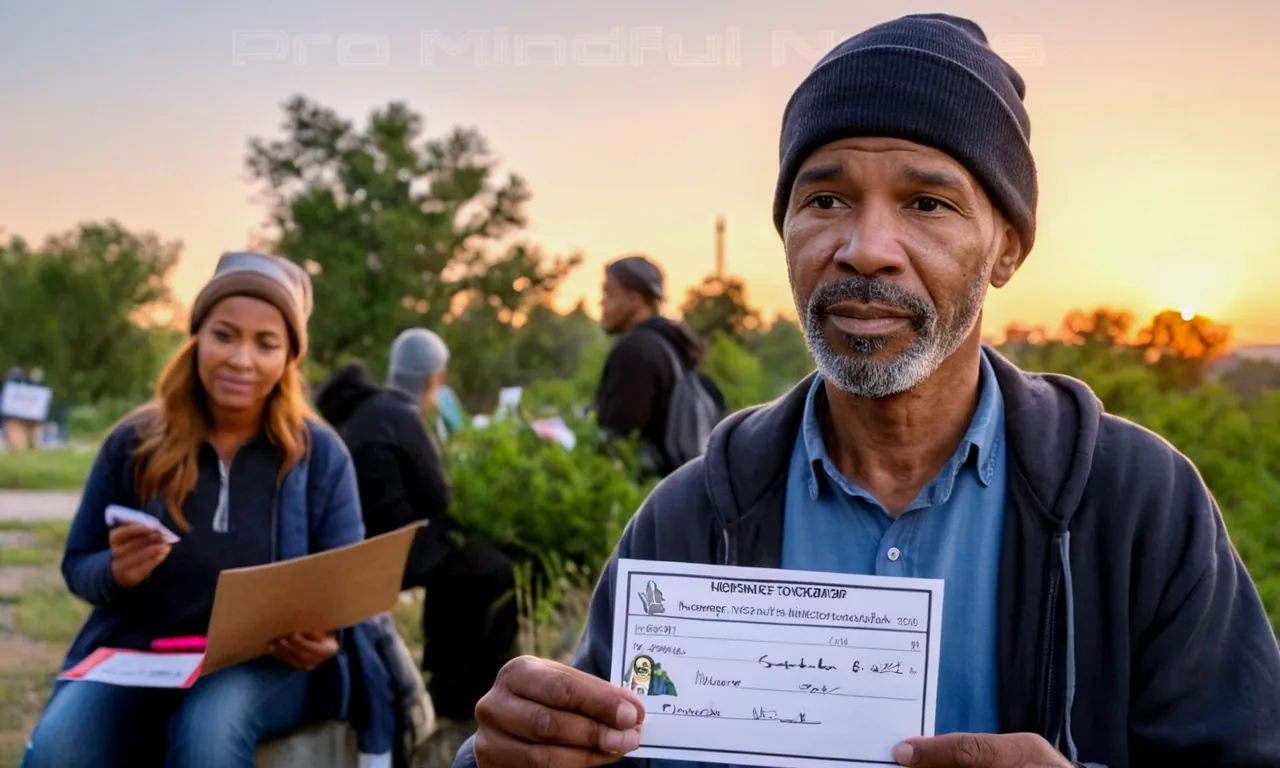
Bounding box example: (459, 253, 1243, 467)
(109, 523, 172, 588)
(269, 631, 340, 671)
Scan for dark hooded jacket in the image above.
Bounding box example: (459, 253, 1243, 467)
(454, 347, 1280, 768)
(596, 316, 726, 476)
(315, 362, 453, 588)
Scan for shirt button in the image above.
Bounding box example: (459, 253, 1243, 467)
(887, 547, 901, 562)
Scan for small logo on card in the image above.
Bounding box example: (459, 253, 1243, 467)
(638, 580, 666, 615)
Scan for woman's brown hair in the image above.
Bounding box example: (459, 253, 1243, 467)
(126, 336, 314, 531)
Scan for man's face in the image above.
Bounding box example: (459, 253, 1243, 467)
(600, 272, 647, 335)
(782, 137, 1022, 398)
(633, 657, 652, 681)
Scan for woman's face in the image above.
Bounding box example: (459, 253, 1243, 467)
(195, 296, 290, 416)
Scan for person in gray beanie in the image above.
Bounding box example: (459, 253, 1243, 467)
(388, 328, 450, 403)
(450, 14, 1280, 768)
(316, 330, 517, 724)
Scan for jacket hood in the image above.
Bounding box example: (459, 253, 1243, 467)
(701, 345, 1104, 534)
(314, 361, 381, 428)
(632, 315, 705, 367)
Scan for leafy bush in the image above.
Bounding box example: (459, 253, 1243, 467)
(67, 399, 137, 439)
(444, 416, 653, 576)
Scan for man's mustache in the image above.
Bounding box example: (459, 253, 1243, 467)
(806, 277, 935, 330)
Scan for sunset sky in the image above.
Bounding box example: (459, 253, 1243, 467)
(3, 0, 1278, 344)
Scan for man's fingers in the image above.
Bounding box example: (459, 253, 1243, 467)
(500, 657, 645, 730)
(478, 686, 641, 753)
(894, 732, 1051, 767)
(474, 731, 628, 768)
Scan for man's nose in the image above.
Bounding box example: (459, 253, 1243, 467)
(832, 201, 908, 277)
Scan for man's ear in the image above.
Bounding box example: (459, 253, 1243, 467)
(989, 222, 1024, 289)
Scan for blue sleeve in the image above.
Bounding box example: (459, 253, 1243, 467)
(306, 429, 369, 725)
(61, 438, 127, 607)
(313, 432, 366, 552)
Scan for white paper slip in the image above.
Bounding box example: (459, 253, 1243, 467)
(610, 559, 944, 768)
(58, 648, 204, 689)
(105, 504, 180, 544)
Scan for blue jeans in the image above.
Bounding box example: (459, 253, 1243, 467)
(21, 657, 315, 768)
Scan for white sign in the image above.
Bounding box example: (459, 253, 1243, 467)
(58, 648, 204, 689)
(0, 382, 51, 422)
(610, 559, 944, 767)
(531, 416, 576, 451)
(495, 387, 523, 418)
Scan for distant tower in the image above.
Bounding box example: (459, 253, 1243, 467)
(715, 216, 726, 277)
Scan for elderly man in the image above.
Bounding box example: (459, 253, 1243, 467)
(451, 13, 1280, 768)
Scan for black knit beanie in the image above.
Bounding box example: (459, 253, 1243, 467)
(772, 14, 1037, 255)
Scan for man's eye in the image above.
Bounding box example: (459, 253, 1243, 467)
(912, 197, 951, 213)
(808, 194, 843, 210)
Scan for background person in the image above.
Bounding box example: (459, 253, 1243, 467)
(316, 328, 518, 725)
(595, 255, 725, 477)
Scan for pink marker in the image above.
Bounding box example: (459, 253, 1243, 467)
(151, 636, 207, 653)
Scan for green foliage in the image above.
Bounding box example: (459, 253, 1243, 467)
(702, 332, 768, 412)
(679, 272, 813, 405)
(0, 223, 182, 407)
(66, 399, 137, 440)
(680, 276, 762, 343)
(246, 95, 580, 375)
(445, 417, 652, 576)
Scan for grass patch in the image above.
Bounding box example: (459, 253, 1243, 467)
(0, 662, 59, 765)
(0, 521, 71, 545)
(0, 450, 94, 491)
(12, 587, 89, 645)
(0, 548, 55, 567)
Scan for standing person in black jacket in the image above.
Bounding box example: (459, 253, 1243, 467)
(595, 255, 725, 476)
(451, 13, 1280, 768)
(316, 329, 517, 724)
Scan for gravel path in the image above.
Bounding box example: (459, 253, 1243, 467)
(0, 491, 80, 522)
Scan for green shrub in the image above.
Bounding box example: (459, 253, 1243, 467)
(444, 416, 652, 577)
(66, 399, 137, 440)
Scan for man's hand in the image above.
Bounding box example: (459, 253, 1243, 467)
(894, 733, 1073, 767)
(269, 631, 339, 671)
(473, 655, 645, 767)
(109, 523, 171, 588)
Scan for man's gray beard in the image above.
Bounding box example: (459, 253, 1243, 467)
(799, 270, 988, 399)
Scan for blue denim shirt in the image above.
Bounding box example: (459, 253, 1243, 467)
(653, 351, 1007, 768)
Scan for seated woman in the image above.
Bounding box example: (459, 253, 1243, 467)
(22, 251, 372, 768)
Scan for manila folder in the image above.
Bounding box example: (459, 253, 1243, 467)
(202, 522, 422, 676)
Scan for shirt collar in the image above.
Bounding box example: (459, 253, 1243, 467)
(802, 349, 1005, 500)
